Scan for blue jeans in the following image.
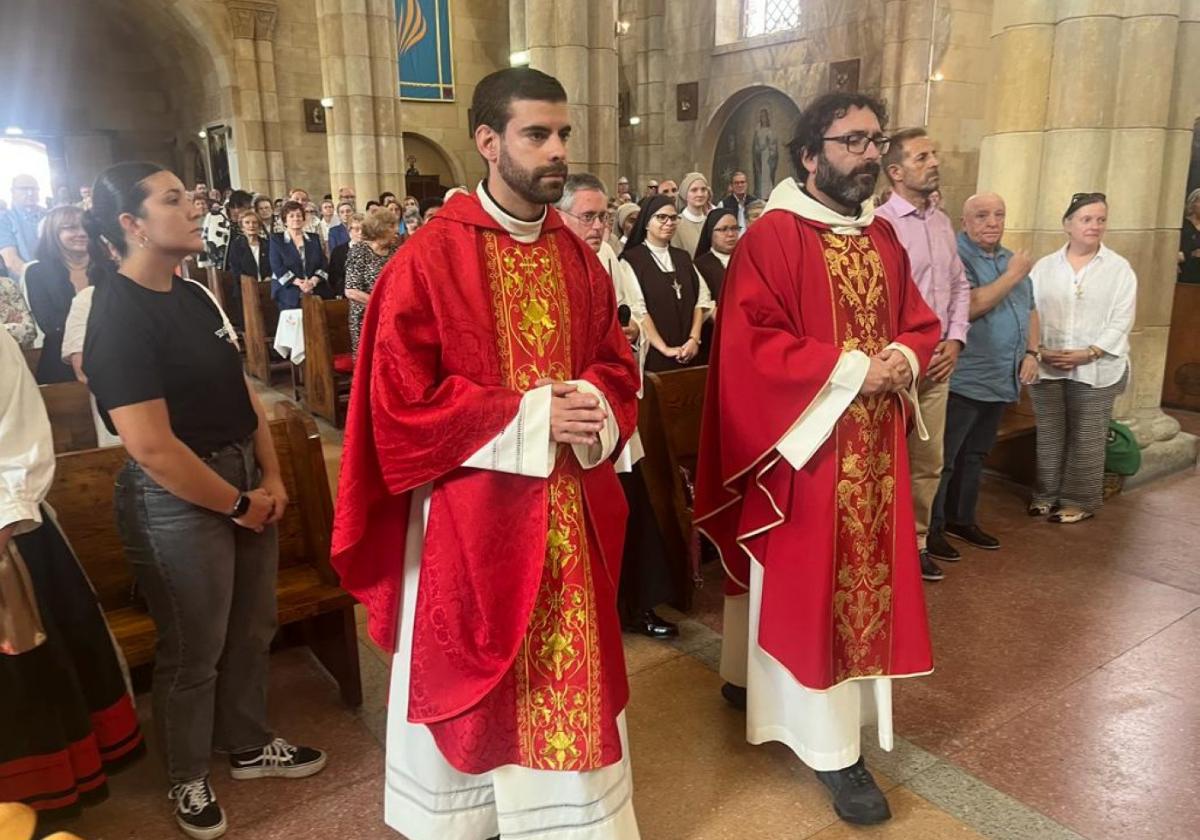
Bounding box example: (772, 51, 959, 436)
(114, 438, 278, 783)
(930, 393, 1007, 534)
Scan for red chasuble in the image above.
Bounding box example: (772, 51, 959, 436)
(694, 207, 942, 691)
(332, 193, 640, 773)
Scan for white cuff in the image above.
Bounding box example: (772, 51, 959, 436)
(885, 341, 927, 441)
(1, 499, 43, 536)
(776, 350, 869, 471)
(462, 385, 556, 478)
(278, 271, 295, 286)
(567, 380, 619, 469)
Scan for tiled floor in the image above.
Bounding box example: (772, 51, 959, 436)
(46, 400, 1200, 839)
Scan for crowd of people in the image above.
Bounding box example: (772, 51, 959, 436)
(0, 62, 1171, 840)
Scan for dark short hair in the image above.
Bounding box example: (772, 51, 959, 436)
(280, 200, 305, 221)
(787, 92, 888, 174)
(379, 191, 396, 203)
(227, 189, 254, 211)
(882, 127, 928, 176)
(419, 196, 444, 216)
(471, 67, 567, 135)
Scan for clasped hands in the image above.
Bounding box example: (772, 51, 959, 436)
(232, 473, 289, 533)
(1039, 347, 1094, 371)
(860, 347, 914, 396)
(537, 378, 608, 447)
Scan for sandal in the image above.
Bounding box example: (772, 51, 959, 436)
(1048, 509, 1093, 524)
(1027, 502, 1054, 516)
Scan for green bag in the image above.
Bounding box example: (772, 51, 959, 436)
(1105, 420, 1141, 476)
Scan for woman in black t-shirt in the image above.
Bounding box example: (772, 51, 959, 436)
(80, 162, 326, 839)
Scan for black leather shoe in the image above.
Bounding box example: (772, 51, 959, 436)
(926, 530, 961, 562)
(627, 609, 679, 638)
(814, 757, 892, 825)
(721, 682, 747, 710)
(945, 522, 1000, 549)
(920, 550, 944, 582)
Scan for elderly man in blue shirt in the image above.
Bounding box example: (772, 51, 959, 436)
(927, 193, 1041, 561)
(0, 174, 46, 283)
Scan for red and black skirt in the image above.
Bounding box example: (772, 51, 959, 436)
(0, 508, 144, 820)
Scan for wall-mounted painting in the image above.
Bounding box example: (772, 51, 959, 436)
(829, 59, 860, 94)
(397, 0, 455, 102)
(711, 88, 801, 200)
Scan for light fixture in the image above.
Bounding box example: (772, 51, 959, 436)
(509, 50, 530, 67)
(615, 19, 631, 36)
(930, 71, 944, 82)
(4, 126, 23, 136)
(198, 129, 207, 139)
(320, 97, 334, 108)
(628, 116, 641, 126)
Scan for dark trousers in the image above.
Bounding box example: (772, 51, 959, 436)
(930, 393, 1007, 534)
(617, 464, 675, 617)
(114, 439, 278, 783)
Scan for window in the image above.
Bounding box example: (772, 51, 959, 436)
(742, 0, 801, 39)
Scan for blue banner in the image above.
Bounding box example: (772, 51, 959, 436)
(397, 0, 454, 101)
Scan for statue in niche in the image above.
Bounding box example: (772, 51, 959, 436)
(752, 108, 779, 199)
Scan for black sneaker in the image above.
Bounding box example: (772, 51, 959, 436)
(814, 757, 892, 825)
(945, 522, 1001, 549)
(920, 550, 944, 582)
(169, 777, 226, 840)
(230, 737, 327, 780)
(926, 530, 961, 562)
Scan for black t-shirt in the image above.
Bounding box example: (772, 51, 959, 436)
(83, 272, 257, 454)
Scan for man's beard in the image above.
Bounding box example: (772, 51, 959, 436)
(498, 145, 568, 206)
(814, 154, 880, 210)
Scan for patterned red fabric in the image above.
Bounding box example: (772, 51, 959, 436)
(331, 193, 639, 771)
(694, 210, 942, 689)
(332, 353, 354, 374)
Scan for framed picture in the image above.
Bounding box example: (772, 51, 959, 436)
(676, 82, 698, 122)
(829, 59, 860, 94)
(304, 99, 327, 134)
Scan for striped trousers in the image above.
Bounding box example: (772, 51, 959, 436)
(1029, 372, 1127, 513)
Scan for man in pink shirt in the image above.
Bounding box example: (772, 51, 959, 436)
(876, 128, 971, 582)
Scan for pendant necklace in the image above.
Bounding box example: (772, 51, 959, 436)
(672, 279, 682, 300)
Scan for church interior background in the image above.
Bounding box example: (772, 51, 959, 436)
(1, 0, 1199, 838)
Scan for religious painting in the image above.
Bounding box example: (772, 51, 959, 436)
(303, 99, 327, 133)
(829, 58, 860, 94)
(397, 0, 455, 101)
(712, 88, 800, 201)
(677, 82, 698, 121)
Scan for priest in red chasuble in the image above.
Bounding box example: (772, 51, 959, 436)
(332, 68, 642, 840)
(694, 92, 941, 826)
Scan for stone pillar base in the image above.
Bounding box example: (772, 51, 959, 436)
(1123, 433, 1199, 491)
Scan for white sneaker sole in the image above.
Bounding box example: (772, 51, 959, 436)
(176, 810, 227, 840)
(230, 752, 328, 780)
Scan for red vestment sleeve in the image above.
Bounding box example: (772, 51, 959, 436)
(331, 245, 523, 651)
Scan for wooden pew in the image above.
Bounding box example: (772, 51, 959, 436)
(300, 294, 354, 427)
(21, 346, 40, 377)
(45, 401, 362, 707)
(983, 387, 1037, 487)
(1162, 282, 1200, 411)
(39, 381, 99, 453)
(637, 366, 709, 611)
(205, 266, 237, 314)
(241, 274, 290, 383)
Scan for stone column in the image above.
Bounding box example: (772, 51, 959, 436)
(228, 1, 285, 197)
(635, 0, 665, 185)
(514, 0, 620, 188)
(978, 0, 1200, 481)
(316, 0, 404, 203)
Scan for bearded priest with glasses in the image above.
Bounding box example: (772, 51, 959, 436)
(693, 92, 942, 827)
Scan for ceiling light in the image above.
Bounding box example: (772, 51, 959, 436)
(509, 50, 530, 67)
(4, 126, 23, 136)
(198, 129, 207, 139)
(930, 71, 944, 81)
(628, 116, 641, 126)
(320, 97, 334, 108)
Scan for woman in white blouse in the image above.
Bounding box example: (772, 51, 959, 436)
(1028, 192, 1136, 523)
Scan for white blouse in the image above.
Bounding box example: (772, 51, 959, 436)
(617, 241, 715, 313)
(0, 330, 55, 535)
(1031, 243, 1136, 388)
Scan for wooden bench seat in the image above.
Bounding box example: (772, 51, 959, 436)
(39, 380, 99, 453)
(242, 274, 291, 383)
(301, 294, 354, 427)
(984, 387, 1037, 486)
(45, 401, 362, 706)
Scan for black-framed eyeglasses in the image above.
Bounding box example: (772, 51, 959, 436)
(562, 209, 611, 226)
(823, 133, 891, 155)
(651, 213, 679, 224)
(712, 225, 740, 234)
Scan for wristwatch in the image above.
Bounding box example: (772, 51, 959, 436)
(229, 493, 251, 519)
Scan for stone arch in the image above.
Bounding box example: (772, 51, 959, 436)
(402, 132, 467, 192)
(700, 85, 802, 199)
